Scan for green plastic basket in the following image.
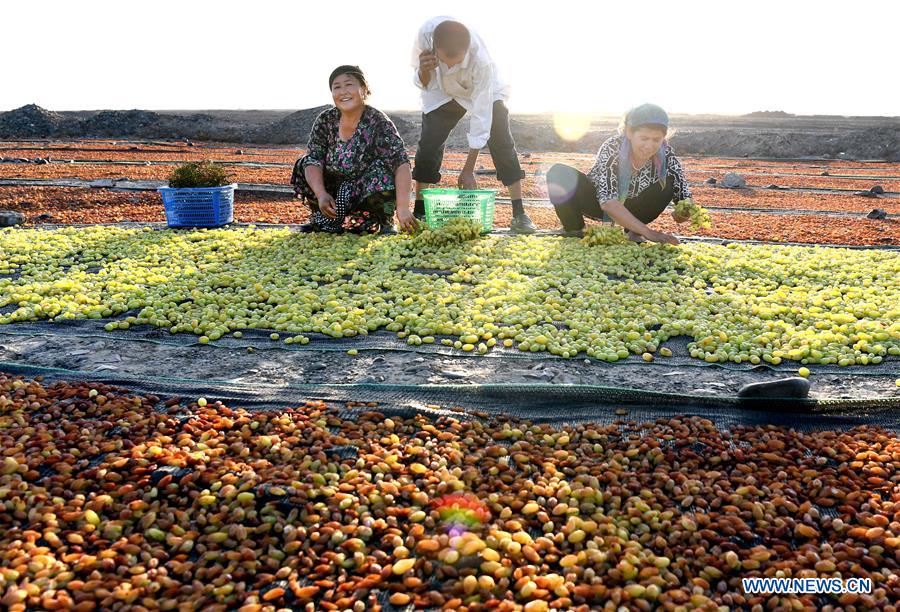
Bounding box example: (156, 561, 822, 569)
(421, 188, 496, 233)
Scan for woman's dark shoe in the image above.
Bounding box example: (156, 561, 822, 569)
(379, 223, 398, 235)
(300, 222, 343, 234)
(347, 219, 381, 234)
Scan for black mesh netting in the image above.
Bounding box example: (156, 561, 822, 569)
(2, 362, 899, 432)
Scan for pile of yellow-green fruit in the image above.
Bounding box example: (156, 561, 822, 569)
(1, 225, 898, 366)
(674, 199, 712, 231)
(581, 227, 629, 247)
(411, 218, 484, 247)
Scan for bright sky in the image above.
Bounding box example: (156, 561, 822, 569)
(4, 0, 897, 117)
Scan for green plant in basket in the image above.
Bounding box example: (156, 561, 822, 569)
(167, 161, 232, 189)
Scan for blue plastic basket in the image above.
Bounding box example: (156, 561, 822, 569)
(158, 184, 236, 228)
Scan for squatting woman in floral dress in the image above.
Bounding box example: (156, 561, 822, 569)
(291, 65, 417, 233)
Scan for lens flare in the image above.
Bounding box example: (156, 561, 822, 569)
(544, 162, 579, 204)
(552, 112, 593, 142)
(433, 493, 490, 537)
(530, 163, 555, 199)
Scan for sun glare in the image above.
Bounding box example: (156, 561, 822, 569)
(552, 112, 593, 142)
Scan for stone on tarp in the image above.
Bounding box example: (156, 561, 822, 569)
(0, 211, 25, 227)
(720, 173, 746, 189)
(867, 208, 888, 220)
(737, 377, 810, 400)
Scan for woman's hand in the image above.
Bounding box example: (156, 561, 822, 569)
(645, 229, 680, 245)
(316, 192, 337, 219)
(601, 199, 676, 244)
(396, 206, 419, 233)
(393, 163, 415, 231)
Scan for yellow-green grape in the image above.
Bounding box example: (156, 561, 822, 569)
(197, 397, 207, 407)
(411, 218, 483, 248)
(798, 367, 810, 378)
(582, 226, 629, 246)
(675, 198, 712, 231)
(0, 225, 897, 368)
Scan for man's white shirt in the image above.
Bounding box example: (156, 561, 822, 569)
(411, 16, 511, 150)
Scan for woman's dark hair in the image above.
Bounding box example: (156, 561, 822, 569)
(329, 65, 370, 95)
(433, 20, 470, 57)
